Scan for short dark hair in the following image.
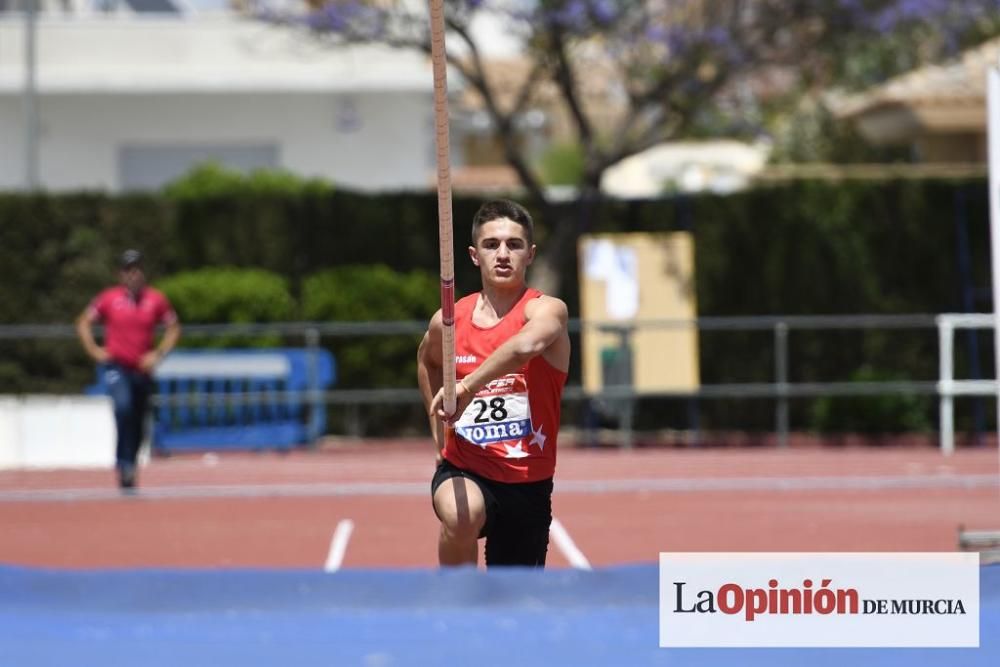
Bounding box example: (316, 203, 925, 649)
(119, 249, 143, 269)
(471, 199, 534, 245)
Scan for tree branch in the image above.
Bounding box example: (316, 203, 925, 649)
(445, 18, 547, 202)
(546, 21, 595, 151)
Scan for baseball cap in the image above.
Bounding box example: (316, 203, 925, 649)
(119, 249, 144, 268)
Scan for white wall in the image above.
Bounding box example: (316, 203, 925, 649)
(0, 91, 436, 191)
(0, 395, 115, 470)
(0, 398, 21, 469)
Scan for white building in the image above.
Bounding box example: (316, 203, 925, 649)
(601, 140, 772, 198)
(0, 2, 446, 192)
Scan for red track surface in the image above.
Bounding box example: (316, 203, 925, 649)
(1, 442, 998, 569)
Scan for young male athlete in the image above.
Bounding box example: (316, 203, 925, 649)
(418, 199, 570, 567)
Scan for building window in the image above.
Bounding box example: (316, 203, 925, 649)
(117, 143, 279, 191)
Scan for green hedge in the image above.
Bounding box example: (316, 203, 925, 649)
(151, 264, 439, 389)
(301, 265, 439, 388)
(156, 268, 295, 348)
(809, 365, 933, 435)
(0, 178, 990, 433)
(163, 162, 332, 199)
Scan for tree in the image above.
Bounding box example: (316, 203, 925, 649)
(255, 0, 1000, 295)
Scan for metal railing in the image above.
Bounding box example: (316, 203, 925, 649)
(0, 313, 993, 454)
(937, 313, 1000, 455)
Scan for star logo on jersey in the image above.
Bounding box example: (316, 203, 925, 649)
(503, 443, 530, 459)
(528, 425, 547, 451)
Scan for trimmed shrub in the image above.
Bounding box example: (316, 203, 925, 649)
(156, 268, 295, 347)
(162, 162, 332, 199)
(808, 365, 932, 435)
(302, 265, 439, 388)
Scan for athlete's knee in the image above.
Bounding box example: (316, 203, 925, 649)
(434, 481, 485, 542)
(436, 499, 485, 540)
(439, 512, 483, 543)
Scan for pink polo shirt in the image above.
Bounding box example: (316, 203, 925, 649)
(87, 286, 177, 371)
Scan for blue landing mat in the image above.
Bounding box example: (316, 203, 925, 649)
(0, 564, 997, 667)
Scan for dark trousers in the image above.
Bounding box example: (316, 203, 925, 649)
(103, 363, 153, 468)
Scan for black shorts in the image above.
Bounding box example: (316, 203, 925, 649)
(431, 458, 553, 567)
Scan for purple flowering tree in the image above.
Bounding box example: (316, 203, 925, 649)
(255, 0, 1000, 295)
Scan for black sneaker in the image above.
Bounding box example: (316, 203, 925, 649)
(118, 464, 136, 492)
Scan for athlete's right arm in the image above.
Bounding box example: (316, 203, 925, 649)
(417, 310, 445, 455)
(75, 306, 109, 364)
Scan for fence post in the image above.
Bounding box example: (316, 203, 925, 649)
(774, 321, 789, 448)
(619, 326, 635, 449)
(621, 388, 635, 449)
(305, 326, 322, 446)
(937, 316, 955, 456)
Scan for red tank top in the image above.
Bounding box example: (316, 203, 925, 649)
(442, 288, 567, 483)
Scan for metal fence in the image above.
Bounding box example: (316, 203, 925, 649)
(0, 313, 995, 454)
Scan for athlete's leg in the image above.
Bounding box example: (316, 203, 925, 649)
(121, 373, 152, 489)
(486, 513, 551, 567)
(104, 364, 138, 489)
(432, 475, 487, 566)
(485, 478, 552, 567)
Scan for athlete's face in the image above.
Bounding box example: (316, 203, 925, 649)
(469, 218, 536, 288)
(120, 265, 146, 294)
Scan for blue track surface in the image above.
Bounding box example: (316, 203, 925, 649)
(1, 563, 997, 666)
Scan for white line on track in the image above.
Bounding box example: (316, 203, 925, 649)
(324, 519, 355, 572)
(549, 517, 591, 570)
(1, 473, 998, 502)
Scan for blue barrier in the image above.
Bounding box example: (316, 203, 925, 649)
(88, 348, 335, 452)
(0, 564, 997, 667)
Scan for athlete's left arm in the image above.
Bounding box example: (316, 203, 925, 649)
(431, 296, 569, 423)
(139, 307, 182, 372)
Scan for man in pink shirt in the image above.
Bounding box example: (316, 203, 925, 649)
(76, 250, 181, 491)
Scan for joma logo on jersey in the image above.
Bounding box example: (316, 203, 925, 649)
(456, 355, 478, 364)
(457, 419, 531, 445)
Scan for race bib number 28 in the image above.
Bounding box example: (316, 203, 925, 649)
(454, 375, 532, 448)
